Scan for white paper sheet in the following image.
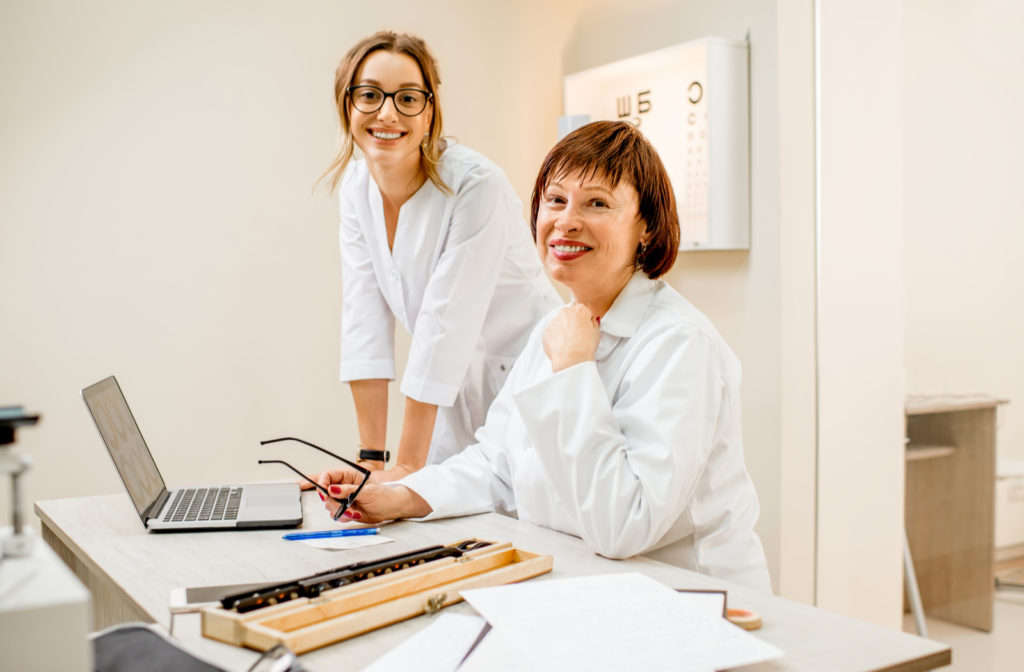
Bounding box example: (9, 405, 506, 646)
(457, 626, 534, 672)
(675, 590, 727, 619)
(458, 595, 723, 672)
(362, 613, 487, 672)
(460, 572, 782, 672)
(297, 535, 393, 550)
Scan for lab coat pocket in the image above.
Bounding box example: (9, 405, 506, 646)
(484, 354, 518, 401)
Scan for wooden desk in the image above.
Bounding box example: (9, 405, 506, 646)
(37, 493, 951, 672)
(905, 394, 1006, 631)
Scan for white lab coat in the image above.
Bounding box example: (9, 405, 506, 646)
(400, 273, 772, 592)
(338, 143, 561, 464)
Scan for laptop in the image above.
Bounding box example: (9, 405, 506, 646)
(81, 375, 302, 531)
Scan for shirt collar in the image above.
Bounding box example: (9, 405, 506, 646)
(597, 272, 658, 339)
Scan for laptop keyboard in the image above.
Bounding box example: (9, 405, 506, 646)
(162, 487, 242, 523)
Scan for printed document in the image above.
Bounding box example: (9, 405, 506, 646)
(460, 572, 782, 672)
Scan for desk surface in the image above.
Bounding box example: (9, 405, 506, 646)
(36, 493, 950, 672)
(905, 394, 1008, 415)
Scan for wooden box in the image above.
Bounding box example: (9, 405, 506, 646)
(201, 541, 552, 654)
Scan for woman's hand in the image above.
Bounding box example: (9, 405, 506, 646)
(323, 481, 432, 523)
(313, 468, 363, 495)
(298, 466, 372, 491)
(542, 304, 601, 372)
(307, 467, 430, 522)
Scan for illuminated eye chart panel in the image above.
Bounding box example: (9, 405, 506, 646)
(562, 38, 750, 251)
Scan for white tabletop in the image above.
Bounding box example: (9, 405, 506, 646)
(36, 492, 950, 671)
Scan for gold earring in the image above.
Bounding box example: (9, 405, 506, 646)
(635, 242, 648, 268)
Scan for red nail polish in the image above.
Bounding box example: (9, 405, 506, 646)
(318, 491, 324, 501)
(329, 485, 342, 496)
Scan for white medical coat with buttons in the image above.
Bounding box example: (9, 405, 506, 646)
(338, 143, 561, 464)
(400, 273, 771, 591)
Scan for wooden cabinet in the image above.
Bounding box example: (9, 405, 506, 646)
(905, 395, 1006, 631)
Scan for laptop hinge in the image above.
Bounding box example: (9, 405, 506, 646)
(144, 489, 171, 526)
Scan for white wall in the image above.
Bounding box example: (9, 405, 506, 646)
(0, 0, 582, 521)
(776, 0, 818, 606)
(814, 1, 905, 629)
(903, 0, 1024, 463)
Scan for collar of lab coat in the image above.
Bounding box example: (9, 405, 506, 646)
(597, 272, 657, 339)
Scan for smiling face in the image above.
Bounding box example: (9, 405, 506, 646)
(349, 50, 433, 173)
(535, 171, 650, 315)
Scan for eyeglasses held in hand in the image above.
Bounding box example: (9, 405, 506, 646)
(346, 85, 433, 116)
(258, 437, 370, 521)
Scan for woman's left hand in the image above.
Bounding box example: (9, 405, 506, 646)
(542, 304, 601, 373)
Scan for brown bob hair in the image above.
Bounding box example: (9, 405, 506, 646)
(530, 121, 679, 278)
(320, 31, 448, 194)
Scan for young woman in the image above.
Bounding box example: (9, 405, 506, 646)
(318, 121, 771, 592)
(322, 32, 560, 481)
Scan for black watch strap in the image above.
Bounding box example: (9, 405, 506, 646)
(358, 448, 390, 463)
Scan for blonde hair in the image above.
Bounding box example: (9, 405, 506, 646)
(319, 31, 449, 194)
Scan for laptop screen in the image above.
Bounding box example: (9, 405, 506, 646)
(82, 376, 166, 520)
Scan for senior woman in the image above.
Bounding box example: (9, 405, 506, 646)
(317, 121, 771, 592)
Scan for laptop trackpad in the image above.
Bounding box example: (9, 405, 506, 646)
(244, 483, 300, 509)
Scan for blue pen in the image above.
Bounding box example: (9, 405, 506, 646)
(282, 528, 382, 541)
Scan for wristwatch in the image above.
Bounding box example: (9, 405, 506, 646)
(358, 448, 390, 463)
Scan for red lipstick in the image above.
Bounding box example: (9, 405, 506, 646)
(549, 238, 592, 261)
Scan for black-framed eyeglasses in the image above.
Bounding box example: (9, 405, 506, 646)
(346, 85, 433, 116)
(258, 437, 370, 521)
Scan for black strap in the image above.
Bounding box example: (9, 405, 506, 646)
(358, 448, 390, 463)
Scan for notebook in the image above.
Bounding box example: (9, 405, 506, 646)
(81, 375, 302, 531)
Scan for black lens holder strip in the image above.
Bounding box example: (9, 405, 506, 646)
(220, 540, 492, 613)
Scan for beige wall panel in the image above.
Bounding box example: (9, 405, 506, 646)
(814, 0, 905, 629)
